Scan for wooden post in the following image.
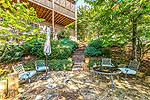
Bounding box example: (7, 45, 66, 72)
(0, 80, 7, 100)
(75, 1, 77, 42)
(52, 0, 56, 39)
(7, 73, 19, 98)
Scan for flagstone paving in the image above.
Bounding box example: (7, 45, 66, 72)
(8, 71, 150, 100)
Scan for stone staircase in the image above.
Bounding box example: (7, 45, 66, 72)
(72, 46, 85, 71)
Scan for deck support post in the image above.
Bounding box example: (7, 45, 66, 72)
(74, 1, 77, 42)
(52, 0, 57, 40)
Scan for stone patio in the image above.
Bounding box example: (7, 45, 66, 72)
(7, 71, 150, 100)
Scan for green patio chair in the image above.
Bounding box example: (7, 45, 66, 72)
(35, 60, 49, 72)
(12, 64, 36, 83)
(118, 60, 140, 80)
(101, 58, 114, 67)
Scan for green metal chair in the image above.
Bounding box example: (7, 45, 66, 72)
(118, 60, 140, 80)
(35, 60, 49, 72)
(12, 64, 36, 83)
(101, 58, 114, 67)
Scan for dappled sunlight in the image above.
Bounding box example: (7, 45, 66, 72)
(6, 71, 150, 100)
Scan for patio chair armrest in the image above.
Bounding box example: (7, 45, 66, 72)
(111, 63, 115, 67)
(35, 66, 39, 70)
(125, 69, 129, 74)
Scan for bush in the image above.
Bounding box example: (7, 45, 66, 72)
(85, 46, 102, 57)
(87, 58, 101, 68)
(85, 38, 103, 57)
(102, 48, 111, 58)
(89, 38, 103, 49)
(58, 30, 71, 39)
(112, 60, 124, 67)
(26, 39, 78, 60)
(0, 44, 23, 63)
(23, 61, 35, 71)
(0, 39, 78, 63)
(60, 39, 79, 52)
(48, 59, 72, 70)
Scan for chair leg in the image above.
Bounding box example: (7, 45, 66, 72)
(125, 74, 127, 80)
(136, 73, 138, 80)
(110, 75, 113, 88)
(29, 78, 31, 83)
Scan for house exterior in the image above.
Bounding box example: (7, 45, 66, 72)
(12, 0, 77, 41)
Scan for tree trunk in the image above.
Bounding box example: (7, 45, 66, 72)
(132, 18, 137, 60)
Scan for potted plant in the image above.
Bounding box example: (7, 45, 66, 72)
(68, 58, 72, 61)
(85, 58, 90, 63)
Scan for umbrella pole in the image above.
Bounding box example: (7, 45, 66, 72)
(46, 53, 48, 76)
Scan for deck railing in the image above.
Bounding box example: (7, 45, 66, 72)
(31, 0, 75, 18)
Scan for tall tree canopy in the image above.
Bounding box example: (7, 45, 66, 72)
(84, 0, 150, 60)
(67, 5, 97, 41)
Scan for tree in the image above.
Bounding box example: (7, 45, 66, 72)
(67, 5, 97, 41)
(0, 0, 45, 60)
(85, 0, 150, 61)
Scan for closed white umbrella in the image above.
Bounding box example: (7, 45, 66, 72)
(44, 26, 51, 55)
(43, 26, 51, 79)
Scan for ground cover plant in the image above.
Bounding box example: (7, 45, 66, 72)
(48, 59, 72, 71)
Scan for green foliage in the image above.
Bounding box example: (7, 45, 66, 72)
(60, 39, 79, 52)
(66, 5, 96, 41)
(85, 46, 102, 57)
(48, 59, 72, 70)
(0, 44, 23, 63)
(23, 39, 78, 60)
(23, 61, 35, 71)
(84, 0, 150, 60)
(85, 38, 103, 57)
(89, 39, 103, 49)
(112, 60, 124, 68)
(87, 58, 101, 68)
(58, 30, 71, 39)
(0, 70, 13, 80)
(102, 48, 111, 58)
(0, 0, 45, 44)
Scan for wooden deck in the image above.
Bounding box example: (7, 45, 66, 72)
(12, 0, 76, 26)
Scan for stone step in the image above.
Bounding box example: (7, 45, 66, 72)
(73, 57, 84, 59)
(72, 59, 84, 62)
(72, 68, 83, 71)
(73, 65, 82, 68)
(74, 62, 84, 65)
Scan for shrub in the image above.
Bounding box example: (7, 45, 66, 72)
(112, 60, 124, 67)
(58, 30, 71, 39)
(48, 59, 72, 70)
(102, 48, 111, 58)
(85, 38, 103, 57)
(0, 44, 23, 63)
(87, 58, 101, 68)
(23, 61, 35, 71)
(85, 46, 102, 57)
(0, 39, 78, 63)
(89, 38, 103, 49)
(27, 39, 78, 60)
(60, 39, 79, 52)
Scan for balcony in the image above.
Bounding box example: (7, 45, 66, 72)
(12, 0, 76, 26)
(32, 0, 75, 18)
